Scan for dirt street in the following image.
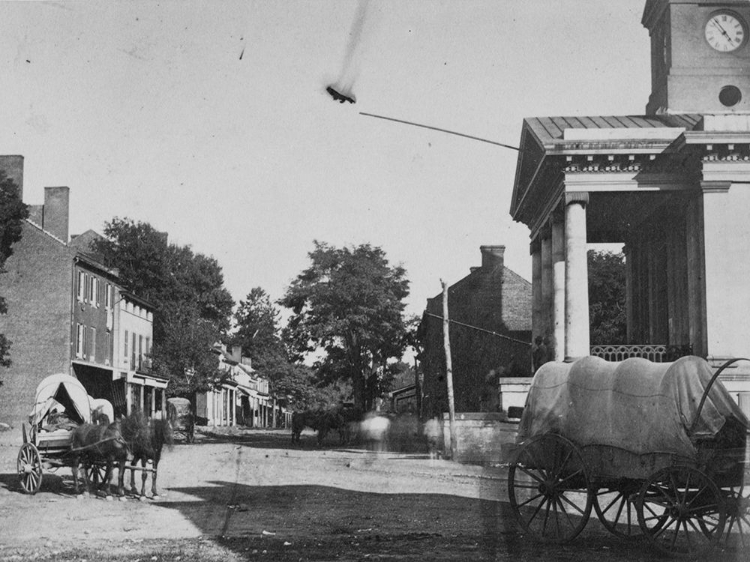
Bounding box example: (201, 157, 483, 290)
(0, 427, 745, 561)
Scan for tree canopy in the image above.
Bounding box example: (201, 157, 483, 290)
(93, 217, 234, 395)
(280, 241, 410, 410)
(588, 249, 627, 345)
(0, 171, 29, 371)
(231, 287, 287, 371)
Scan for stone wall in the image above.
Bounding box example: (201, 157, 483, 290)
(441, 412, 518, 465)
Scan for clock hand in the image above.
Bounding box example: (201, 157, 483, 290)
(712, 20, 733, 42)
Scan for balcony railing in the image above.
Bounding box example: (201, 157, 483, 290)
(590, 344, 693, 363)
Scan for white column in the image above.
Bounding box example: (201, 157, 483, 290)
(530, 240, 543, 343)
(540, 232, 553, 342)
(564, 193, 590, 359)
(551, 215, 566, 362)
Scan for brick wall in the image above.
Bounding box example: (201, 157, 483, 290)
(420, 262, 532, 418)
(0, 222, 73, 427)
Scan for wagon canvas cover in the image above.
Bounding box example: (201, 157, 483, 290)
(29, 373, 91, 426)
(517, 356, 749, 460)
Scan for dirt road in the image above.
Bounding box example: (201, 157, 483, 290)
(0, 428, 744, 561)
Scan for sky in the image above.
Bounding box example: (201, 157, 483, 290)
(0, 0, 650, 319)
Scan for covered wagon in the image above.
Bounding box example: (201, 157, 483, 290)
(508, 355, 749, 555)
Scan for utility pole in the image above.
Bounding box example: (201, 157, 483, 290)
(441, 280, 457, 460)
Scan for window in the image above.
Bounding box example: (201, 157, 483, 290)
(76, 324, 84, 358)
(138, 335, 143, 370)
(131, 332, 137, 371)
(105, 283, 112, 309)
(90, 327, 96, 361)
(124, 330, 129, 360)
(77, 272, 85, 302)
(89, 276, 97, 306)
(105, 332, 111, 366)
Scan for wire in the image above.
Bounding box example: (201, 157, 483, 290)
(424, 312, 531, 346)
(360, 112, 520, 151)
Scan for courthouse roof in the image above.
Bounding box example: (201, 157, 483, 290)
(511, 113, 705, 227)
(524, 114, 702, 149)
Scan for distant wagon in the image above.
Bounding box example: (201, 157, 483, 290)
(507, 356, 749, 556)
(167, 397, 194, 443)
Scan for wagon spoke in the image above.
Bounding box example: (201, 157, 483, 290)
(597, 491, 620, 516)
(552, 448, 574, 481)
(526, 495, 549, 528)
(652, 515, 677, 539)
(513, 482, 542, 490)
(517, 492, 545, 509)
(542, 496, 552, 535)
(558, 468, 583, 486)
(517, 466, 545, 485)
(683, 520, 694, 550)
(557, 491, 586, 516)
(685, 516, 703, 535)
(687, 481, 709, 509)
(555, 496, 577, 530)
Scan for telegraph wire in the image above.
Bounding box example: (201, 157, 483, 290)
(424, 312, 531, 346)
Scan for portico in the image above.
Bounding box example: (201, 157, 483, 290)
(511, 113, 750, 412)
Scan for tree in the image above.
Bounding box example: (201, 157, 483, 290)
(0, 171, 29, 372)
(280, 241, 410, 410)
(588, 249, 627, 345)
(231, 287, 287, 371)
(93, 218, 234, 394)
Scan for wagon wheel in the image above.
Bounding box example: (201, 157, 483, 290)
(594, 481, 646, 539)
(17, 443, 43, 494)
(508, 434, 593, 543)
(637, 466, 725, 556)
(718, 483, 750, 549)
(85, 463, 106, 487)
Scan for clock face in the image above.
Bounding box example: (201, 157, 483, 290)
(705, 12, 747, 52)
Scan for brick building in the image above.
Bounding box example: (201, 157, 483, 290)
(418, 245, 532, 418)
(0, 156, 165, 427)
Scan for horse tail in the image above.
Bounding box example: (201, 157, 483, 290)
(154, 418, 174, 451)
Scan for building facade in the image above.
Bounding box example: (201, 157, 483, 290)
(0, 157, 164, 427)
(509, 0, 750, 415)
(418, 246, 532, 417)
(195, 344, 290, 428)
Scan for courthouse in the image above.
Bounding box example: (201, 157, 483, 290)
(510, 0, 750, 414)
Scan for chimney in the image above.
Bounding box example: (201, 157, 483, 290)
(480, 245, 505, 270)
(43, 186, 70, 242)
(0, 155, 24, 200)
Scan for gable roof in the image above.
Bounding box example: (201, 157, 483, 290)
(426, 264, 531, 333)
(510, 113, 703, 226)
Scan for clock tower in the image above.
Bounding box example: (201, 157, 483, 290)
(643, 0, 750, 114)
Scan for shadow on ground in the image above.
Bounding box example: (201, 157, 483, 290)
(152, 479, 720, 562)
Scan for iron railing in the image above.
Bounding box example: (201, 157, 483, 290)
(590, 344, 693, 363)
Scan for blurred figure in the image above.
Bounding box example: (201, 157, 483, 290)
(360, 412, 390, 454)
(423, 417, 442, 460)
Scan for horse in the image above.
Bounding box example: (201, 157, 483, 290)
(317, 404, 364, 446)
(70, 422, 128, 498)
(119, 412, 173, 500)
(291, 410, 323, 445)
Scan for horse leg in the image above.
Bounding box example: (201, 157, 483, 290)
(139, 457, 148, 499)
(115, 458, 126, 499)
(72, 455, 84, 495)
(101, 458, 114, 498)
(150, 460, 160, 499)
(129, 455, 138, 495)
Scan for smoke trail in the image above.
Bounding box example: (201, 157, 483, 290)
(332, 0, 370, 97)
